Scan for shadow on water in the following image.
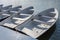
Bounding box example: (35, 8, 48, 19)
(37, 23, 56, 40)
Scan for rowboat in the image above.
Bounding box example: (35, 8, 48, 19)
(0, 5, 22, 22)
(15, 8, 58, 38)
(1, 6, 34, 29)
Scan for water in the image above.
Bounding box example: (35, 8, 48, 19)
(0, 0, 60, 40)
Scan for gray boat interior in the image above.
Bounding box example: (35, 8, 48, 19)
(15, 8, 58, 38)
(0, 5, 12, 20)
(0, 4, 3, 11)
(9, 6, 22, 11)
(0, 5, 22, 21)
(11, 6, 34, 25)
(2, 5, 12, 10)
(1, 6, 34, 28)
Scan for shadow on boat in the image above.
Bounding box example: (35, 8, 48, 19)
(37, 23, 56, 40)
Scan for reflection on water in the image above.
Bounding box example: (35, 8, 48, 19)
(37, 23, 56, 40)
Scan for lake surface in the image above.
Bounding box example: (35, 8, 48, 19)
(0, 0, 60, 40)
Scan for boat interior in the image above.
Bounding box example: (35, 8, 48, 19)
(0, 5, 12, 21)
(0, 5, 22, 22)
(10, 6, 22, 11)
(15, 8, 58, 38)
(1, 6, 34, 28)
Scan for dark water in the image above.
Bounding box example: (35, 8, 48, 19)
(0, 0, 60, 40)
